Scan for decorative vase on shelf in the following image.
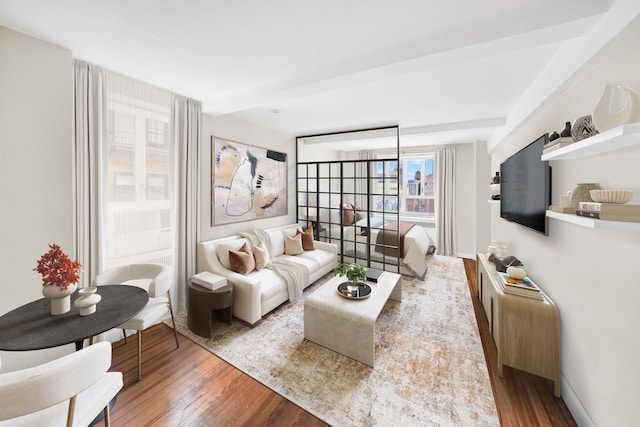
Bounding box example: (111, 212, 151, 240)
(491, 172, 500, 184)
(592, 84, 640, 133)
(569, 183, 603, 209)
(73, 286, 102, 316)
(571, 115, 599, 141)
(42, 283, 78, 315)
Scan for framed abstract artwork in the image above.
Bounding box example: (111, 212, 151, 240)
(211, 136, 288, 225)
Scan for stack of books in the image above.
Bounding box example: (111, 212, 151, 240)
(576, 202, 640, 222)
(498, 272, 543, 300)
(543, 136, 574, 154)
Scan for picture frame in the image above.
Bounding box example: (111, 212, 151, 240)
(211, 136, 288, 225)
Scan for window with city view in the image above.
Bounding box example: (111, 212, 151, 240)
(102, 74, 174, 268)
(375, 153, 435, 220)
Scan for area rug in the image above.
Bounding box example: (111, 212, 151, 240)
(169, 255, 498, 426)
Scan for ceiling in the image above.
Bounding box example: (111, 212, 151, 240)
(0, 0, 627, 147)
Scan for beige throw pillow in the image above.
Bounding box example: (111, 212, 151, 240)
(284, 233, 304, 255)
(253, 243, 270, 270)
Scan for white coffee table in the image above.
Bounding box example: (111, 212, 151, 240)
(303, 271, 402, 367)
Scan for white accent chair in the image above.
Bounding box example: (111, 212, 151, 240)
(0, 341, 122, 427)
(92, 264, 179, 381)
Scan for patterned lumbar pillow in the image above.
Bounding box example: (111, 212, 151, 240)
(284, 232, 304, 255)
(229, 242, 256, 275)
(253, 243, 271, 270)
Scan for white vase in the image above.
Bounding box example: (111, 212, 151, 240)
(592, 84, 640, 132)
(73, 286, 102, 316)
(42, 283, 78, 315)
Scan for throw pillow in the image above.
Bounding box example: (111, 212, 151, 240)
(216, 239, 249, 270)
(229, 242, 256, 275)
(253, 243, 271, 270)
(342, 203, 355, 225)
(284, 233, 304, 255)
(296, 227, 315, 251)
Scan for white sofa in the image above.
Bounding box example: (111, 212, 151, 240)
(197, 224, 338, 325)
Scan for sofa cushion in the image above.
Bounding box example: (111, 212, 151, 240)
(296, 227, 315, 251)
(284, 233, 304, 255)
(253, 243, 270, 270)
(229, 242, 255, 275)
(216, 238, 249, 270)
(280, 254, 318, 274)
(298, 248, 335, 271)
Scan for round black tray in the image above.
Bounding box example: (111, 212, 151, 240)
(336, 282, 372, 299)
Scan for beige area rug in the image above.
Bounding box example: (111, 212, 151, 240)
(169, 256, 499, 426)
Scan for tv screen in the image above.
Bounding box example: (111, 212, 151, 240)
(500, 134, 551, 235)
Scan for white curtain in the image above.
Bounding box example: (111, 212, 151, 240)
(73, 60, 201, 312)
(435, 145, 456, 256)
(171, 96, 201, 312)
(73, 61, 105, 287)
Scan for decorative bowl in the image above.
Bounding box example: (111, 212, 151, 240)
(589, 190, 634, 204)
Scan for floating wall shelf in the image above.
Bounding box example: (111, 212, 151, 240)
(546, 210, 640, 231)
(541, 123, 640, 161)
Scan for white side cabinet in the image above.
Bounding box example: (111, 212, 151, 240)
(476, 253, 561, 397)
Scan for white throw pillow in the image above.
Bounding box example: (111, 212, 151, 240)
(216, 239, 249, 270)
(253, 243, 271, 270)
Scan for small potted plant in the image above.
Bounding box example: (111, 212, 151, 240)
(336, 262, 366, 291)
(34, 243, 82, 315)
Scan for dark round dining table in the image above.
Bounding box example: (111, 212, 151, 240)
(0, 285, 148, 352)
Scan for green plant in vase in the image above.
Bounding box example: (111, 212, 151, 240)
(336, 262, 366, 291)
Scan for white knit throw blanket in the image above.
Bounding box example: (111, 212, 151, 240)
(240, 230, 309, 301)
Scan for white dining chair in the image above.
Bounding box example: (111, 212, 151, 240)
(0, 341, 122, 427)
(92, 264, 179, 381)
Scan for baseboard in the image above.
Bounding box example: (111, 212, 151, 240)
(561, 373, 595, 427)
(457, 252, 475, 259)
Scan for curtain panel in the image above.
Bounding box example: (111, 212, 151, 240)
(435, 145, 456, 256)
(73, 61, 105, 287)
(171, 96, 201, 312)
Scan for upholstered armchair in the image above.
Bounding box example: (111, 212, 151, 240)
(92, 264, 179, 381)
(0, 341, 122, 426)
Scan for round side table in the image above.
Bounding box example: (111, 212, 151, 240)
(187, 280, 233, 338)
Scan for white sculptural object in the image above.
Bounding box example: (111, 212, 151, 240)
(592, 84, 640, 132)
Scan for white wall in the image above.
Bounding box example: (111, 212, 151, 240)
(200, 114, 295, 243)
(490, 29, 640, 427)
(0, 26, 75, 369)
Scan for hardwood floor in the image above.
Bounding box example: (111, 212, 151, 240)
(102, 259, 577, 426)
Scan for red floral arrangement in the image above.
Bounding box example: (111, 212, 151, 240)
(34, 244, 83, 290)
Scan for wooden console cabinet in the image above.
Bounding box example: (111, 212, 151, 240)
(476, 253, 561, 397)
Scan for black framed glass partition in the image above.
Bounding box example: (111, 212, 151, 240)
(296, 126, 401, 273)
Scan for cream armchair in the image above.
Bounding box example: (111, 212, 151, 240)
(0, 341, 122, 427)
(92, 264, 179, 381)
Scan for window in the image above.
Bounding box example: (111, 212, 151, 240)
(377, 151, 436, 219)
(146, 118, 168, 150)
(114, 173, 135, 202)
(103, 73, 174, 267)
(400, 155, 435, 217)
(146, 174, 169, 200)
(109, 111, 135, 147)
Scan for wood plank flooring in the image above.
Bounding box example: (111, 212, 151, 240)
(101, 259, 577, 426)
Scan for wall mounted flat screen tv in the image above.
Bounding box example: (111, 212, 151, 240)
(500, 133, 552, 235)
